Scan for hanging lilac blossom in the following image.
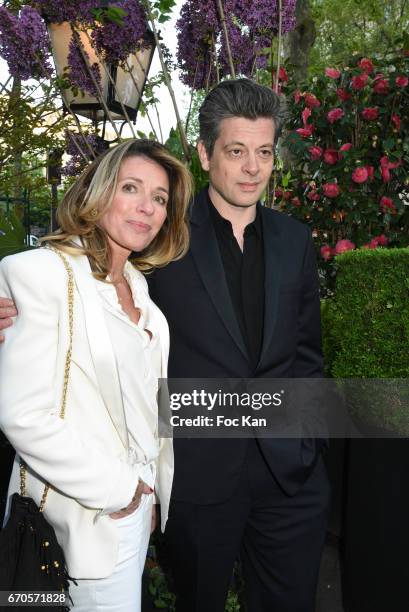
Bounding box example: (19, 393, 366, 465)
(65, 131, 107, 157)
(0, 5, 52, 80)
(63, 131, 108, 177)
(235, 0, 297, 35)
(61, 156, 86, 178)
(91, 0, 149, 64)
(234, 0, 296, 69)
(176, 0, 297, 90)
(219, 22, 254, 78)
(176, 0, 219, 89)
(67, 37, 102, 97)
(34, 1, 97, 24)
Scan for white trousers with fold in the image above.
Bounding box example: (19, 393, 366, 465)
(69, 493, 153, 612)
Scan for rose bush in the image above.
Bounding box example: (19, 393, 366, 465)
(275, 50, 409, 292)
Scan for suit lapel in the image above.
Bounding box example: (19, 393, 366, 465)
(258, 207, 283, 368)
(190, 191, 248, 360)
(69, 254, 129, 450)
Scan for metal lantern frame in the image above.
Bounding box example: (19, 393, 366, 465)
(47, 19, 155, 125)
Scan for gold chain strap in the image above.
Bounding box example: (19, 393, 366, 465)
(20, 246, 74, 513)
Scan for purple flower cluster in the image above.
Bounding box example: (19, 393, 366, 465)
(219, 22, 254, 79)
(176, 0, 297, 89)
(91, 0, 149, 64)
(35, 1, 149, 66)
(34, 1, 97, 24)
(67, 37, 102, 96)
(176, 0, 219, 89)
(235, 0, 297, 36)
(63, 131, 108, 177)
(0, 5, 52, 80)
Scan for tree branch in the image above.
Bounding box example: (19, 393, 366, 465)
(144, 1, 191, 161)
(215, 0, 236, 78)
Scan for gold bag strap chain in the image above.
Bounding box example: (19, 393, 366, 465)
(19, 246, 74, 512)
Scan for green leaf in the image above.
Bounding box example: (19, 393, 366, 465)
(92, 6, 127, 26)
(0, 211, 31, 260)
(148, 582, 157, 596)
(153, 600, 168, 609)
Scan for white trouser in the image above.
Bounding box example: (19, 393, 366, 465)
(69, 493, 153, 612)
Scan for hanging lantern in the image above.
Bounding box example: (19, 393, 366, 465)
(47, 21, 154, 122)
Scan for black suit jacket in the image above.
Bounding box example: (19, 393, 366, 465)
(148, 188, 324, 504)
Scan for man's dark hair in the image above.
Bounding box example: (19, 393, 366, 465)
(198, 78, 286, 156)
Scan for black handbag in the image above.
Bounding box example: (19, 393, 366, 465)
(0, 248, 75, 611)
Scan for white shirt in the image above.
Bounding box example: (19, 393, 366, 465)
(95, 261, 162, 490)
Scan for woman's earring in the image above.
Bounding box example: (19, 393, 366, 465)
(90, 209, 98, 219)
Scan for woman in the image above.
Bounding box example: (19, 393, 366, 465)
(0, 139, 192, 610)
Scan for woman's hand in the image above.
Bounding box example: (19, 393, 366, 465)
(0, 298, 17, 342)
(109, 479, 153, 519)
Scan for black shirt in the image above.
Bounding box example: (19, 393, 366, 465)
(208, 193, 265, 371)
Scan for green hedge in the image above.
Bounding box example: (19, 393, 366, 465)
(322, 248, 409, 434)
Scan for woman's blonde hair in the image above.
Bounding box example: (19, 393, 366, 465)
(43, 139, 192, 278)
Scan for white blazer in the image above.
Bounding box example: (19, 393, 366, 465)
(0, 246, 173, 579)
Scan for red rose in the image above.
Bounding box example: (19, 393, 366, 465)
(327, 108, 344, 123)
(337, 88, 352, 101)
(387, 158, 401, 170)
(358, 58, 374, 73)
(352, 167, 369, 183)
(294, 89, 302, 103)
(366, 235, 388, 249)
(291, 197, 301, 207)
(373, 79, 389, 94)
(323, 183, 340, 198)
(380, 156, 402, 182)
(369, 235, 388, 248)
(392, 114, 401, 130)
(309, 146, 323, 160)
(335, 239, 355, 254)
(307, 189, 320, 201)
(351, 73, 368, 90)
(365, 166, 375, 181)
(361, 107, 379, 121)
(380, 165, 390, 182)
(396, 75, 408, 87)
(304, 92, 321, 108)
(323, 149, 339, 165)
(320, 245, 334, 261)
(380, 196, 396, 214)
(279, 67, 289, 82)
(340, 143, 353, 152)
(377, 234, 389, 246)
(325, 67, 341, 79)
(302, 107, 312, 125)
(275, 188, 283, 199)
(283, 190, 292, 201)
(296, 125, 314, 138)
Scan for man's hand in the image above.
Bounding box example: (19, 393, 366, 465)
(0, 298, 17, 343)
(109, 479, 153, 520)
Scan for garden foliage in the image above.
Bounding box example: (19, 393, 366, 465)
(275, 51, 409, 288)
(322, 248, 409, 433)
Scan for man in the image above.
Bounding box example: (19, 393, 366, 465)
(0, 79, 329, 612)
